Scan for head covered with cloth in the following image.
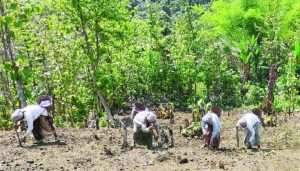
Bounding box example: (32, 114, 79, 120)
(132, 110, 160, 149)
(236, 108, 265, 149)
(201, 105, 223, 149)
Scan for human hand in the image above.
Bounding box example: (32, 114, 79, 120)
(21, 137, 26, 143)
(14, 124, 19, 131)
(154, 134, 159, 141)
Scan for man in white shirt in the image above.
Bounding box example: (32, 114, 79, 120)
(236, 108, 265, 149)
(132, 111, 160, 148)
(12, 103, 58, 144)
(201, 105, 223, 149)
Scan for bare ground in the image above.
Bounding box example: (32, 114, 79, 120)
(1, 110, 300, 171)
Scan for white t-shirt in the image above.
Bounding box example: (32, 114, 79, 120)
(21, 105, 48, 137)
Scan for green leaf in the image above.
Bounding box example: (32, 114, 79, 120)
(4, 62, 12, 72)
(10, 71, 17, 81)
(22, 66, 31, 78)
(7, 30, 15, 39)
(295, 41, 300, 61)
(14, 21, 22, 28)
(4, 16, 13, 24)
(10, 2, 18, 10)
(19, 14, 27, 21)
(24, 8, 31, 15)
(16, 56, 25, 65)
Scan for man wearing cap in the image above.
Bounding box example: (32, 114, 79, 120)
(201, 105, 223, 149)
(236, 108, 266, 149)
(132, 111, 160, 148)
(12, 96, 58, 144)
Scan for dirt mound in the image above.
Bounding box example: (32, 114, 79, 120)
(0, 111, 300, 171)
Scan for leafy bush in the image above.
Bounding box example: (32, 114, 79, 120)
(244, 83, 266, 106)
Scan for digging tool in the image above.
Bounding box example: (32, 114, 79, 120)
(169, 129, 174, 148)
(236, 126, 239, 147)
(15, 130, 23, 147)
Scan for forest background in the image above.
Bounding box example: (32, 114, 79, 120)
(0, 0, 299, 129)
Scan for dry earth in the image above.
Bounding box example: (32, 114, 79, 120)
(1, 110, 300, 171)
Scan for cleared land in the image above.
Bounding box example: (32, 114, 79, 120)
(0, 110, 300, 171)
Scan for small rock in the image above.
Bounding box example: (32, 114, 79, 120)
(167, 151, 174, 155)
(143, 160, 154, 166)
(179, 158, 188, 164)
(74, 167, 77, 169)
(148, 160, 154, 165)
(27, 160, 34, 164)
(15, 163, 21, 166)
(39, 147, 46, 150)
(219, 163, 225, 169)
(177, 155, 182, 160)
(103, 147, 113, 155)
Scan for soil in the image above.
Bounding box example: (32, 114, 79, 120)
(1, 110, 300, 171)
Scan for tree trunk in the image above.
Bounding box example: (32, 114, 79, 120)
(261, 64, 278, 115)
(241, 63, 250, 96)
(0, 0, 27, 108)
(73, 0, 113, 121)
(0, 71, 15, 110)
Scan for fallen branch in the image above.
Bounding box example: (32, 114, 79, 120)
(114, 115, 128, 148)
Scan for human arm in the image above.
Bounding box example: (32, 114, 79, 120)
(133, 119, 150, 133)
(24, 116, 34, 138)
(20, 115, 34, 143)
(201, 120, 207, 135)
(236, 117, 247, 130)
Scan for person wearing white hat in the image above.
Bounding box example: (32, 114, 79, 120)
(12, 96, 58, 144)
(132, 111, 160, 148)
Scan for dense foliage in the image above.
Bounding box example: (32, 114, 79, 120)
(0, 0, 299, 129)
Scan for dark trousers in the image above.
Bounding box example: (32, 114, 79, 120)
(204, 124, 220, 148)
(133, 126, 153, 148)
(32, 116, 55, 141)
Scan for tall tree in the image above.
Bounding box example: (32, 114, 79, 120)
(0, 0, 26, 107)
